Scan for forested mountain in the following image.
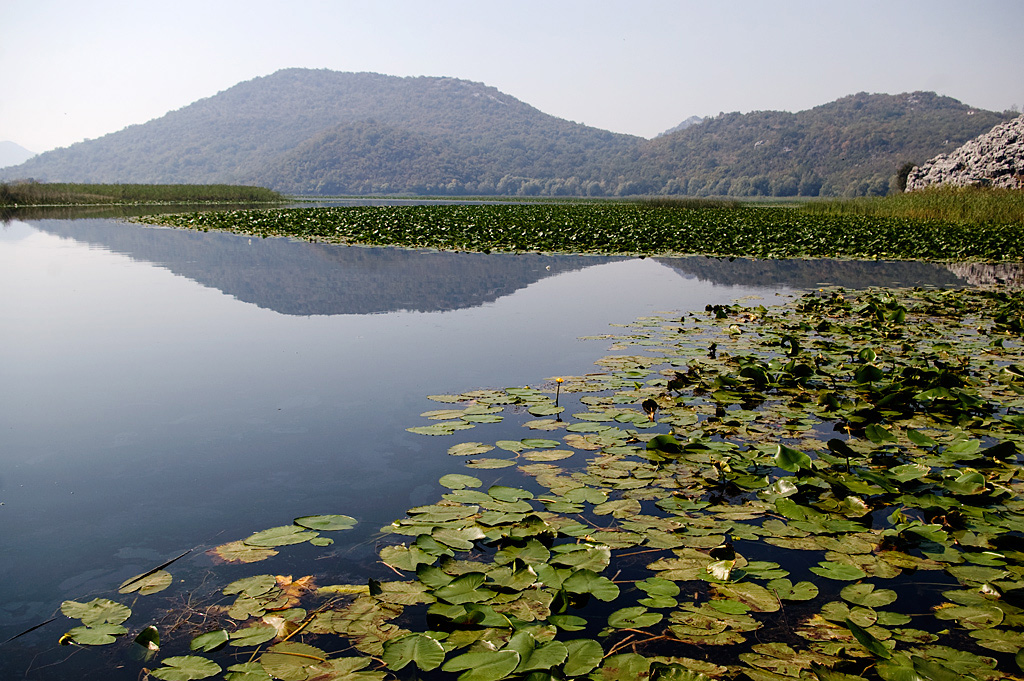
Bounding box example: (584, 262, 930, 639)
(2, 70, 1015, 197)
(636, 92, 1014, 197)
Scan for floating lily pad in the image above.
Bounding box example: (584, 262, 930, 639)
(464, 458, 516, 469)
(382, 632, 446, 672)
(260, 642, 327, 680)
(61, 598, 131, 626)
(209, 541, 278, 564)
(439, 474, 483, 489)
(294, 514, 357, 531)
(119, 569, 173, 595)
(150, 656, 222, 680)
(62, 624, 128, 646)
(448, 442, 494, 457)
(190, 629, 230, 653)
(810, 561, 868, 581)
(243, 525, 319, 547)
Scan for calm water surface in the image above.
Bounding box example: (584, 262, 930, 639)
(0, 217, 969, 678)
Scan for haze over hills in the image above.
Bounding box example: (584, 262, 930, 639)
(2, 69, 1014, 197)
(0, 141, 35, 168)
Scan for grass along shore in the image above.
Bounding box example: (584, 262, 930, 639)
(0, 181, 284, 206)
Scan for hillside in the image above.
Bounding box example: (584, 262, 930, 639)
(2, 70, 1014, 197)
(637, 92, 1014, 197)
(2, 69, 640, 195)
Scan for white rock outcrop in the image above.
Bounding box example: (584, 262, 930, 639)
(906, 114, 1024, 190)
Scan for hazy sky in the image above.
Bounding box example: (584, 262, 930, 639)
(3, 0, 1022, 153)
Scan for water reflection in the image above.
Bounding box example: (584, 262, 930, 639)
(24, 219, 981, 317)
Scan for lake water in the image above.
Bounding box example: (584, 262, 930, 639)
(0, 216, 973, 678)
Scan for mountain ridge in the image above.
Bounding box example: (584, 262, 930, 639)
(3, 69, 1014, 197)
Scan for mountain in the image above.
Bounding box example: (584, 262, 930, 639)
(657, 116, 706, 137)
(2, 70, 1015, 197)
(2, 69, 639, 195)
(0, 141, 35, 168)
(636, 92, 1015, 197)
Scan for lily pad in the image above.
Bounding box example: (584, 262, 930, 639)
(293, 514, 357, 531)
(243, 525, 319, 547)
(61, 624, 128, 646)
(119, 569, 173, 595)
(61, 598, 131, 626)
(448, 442, 495, 457)
(190, 629, 229, 653)
(150, 656, 222, 680)
(382, 632, 446, 672)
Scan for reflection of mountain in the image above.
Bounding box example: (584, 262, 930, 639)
(29, 219, 619, 315)
(655, 256, 967, 289)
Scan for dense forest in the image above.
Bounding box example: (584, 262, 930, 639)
(1, 69, 1014, 197)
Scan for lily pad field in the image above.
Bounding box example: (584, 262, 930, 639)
(137, 202, 1024, 262)
(49, 283, 1024, 681)
(6, 201, 1024, 681)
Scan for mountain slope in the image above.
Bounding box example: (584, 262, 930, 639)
(3, 69, 640, 192)
(2, 71, 1014, 197)
(637, 92, 1014, 196)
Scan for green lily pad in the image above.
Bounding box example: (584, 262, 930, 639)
(441, 649, 520, 681)
(118, 569, 173, 595)
(563, 638, 604, 676)
(229, 624, 277, 647)
(841, 583, 897, 608)
(223, 575, 278, 597)
(293, 514, 357, 531)
(260, 642, 327, 680)
(448, 442, 495, 456)
(562, 569, 620, 601)
(438, 474, 483, 489)
(608, 606, 663, 628)
(465, 458, 516, 469)
(243, 525, 319, 547)
(61, 598, 131, 626)
(382, 632, 446, 672)
(61, 624, 128, 646)
(190, 629, 230, 653)
(810, 561, 868, 581)
(150, 656, 222, 680)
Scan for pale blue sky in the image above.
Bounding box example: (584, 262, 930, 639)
(3, 0, 1022, 153)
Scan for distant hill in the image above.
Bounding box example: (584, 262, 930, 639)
(2, 70, 1014, 197)
(0, 141, 35, 168)
(657, 116, 706, 137)
(2, 69, 639, 195)
(637, 92, 1015, 197)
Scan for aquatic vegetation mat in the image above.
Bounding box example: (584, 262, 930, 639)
(42, 286, 1024, 679)
(136, 203, 1024, 262)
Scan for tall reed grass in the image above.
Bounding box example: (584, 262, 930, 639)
(801, 186, 1024, 224)
(0, 181, 284, 206)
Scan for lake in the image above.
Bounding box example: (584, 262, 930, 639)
(0, 215, 977, 678)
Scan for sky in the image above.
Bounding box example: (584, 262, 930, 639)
(2, 0, 1023, 153)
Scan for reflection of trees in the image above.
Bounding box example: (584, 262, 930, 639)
(654, 256, 966, 290)
(944, 262, 1024, 288)
(28, 219, 619, 315)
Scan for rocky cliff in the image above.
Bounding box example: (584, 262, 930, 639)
(906, 114, 1024, 190)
